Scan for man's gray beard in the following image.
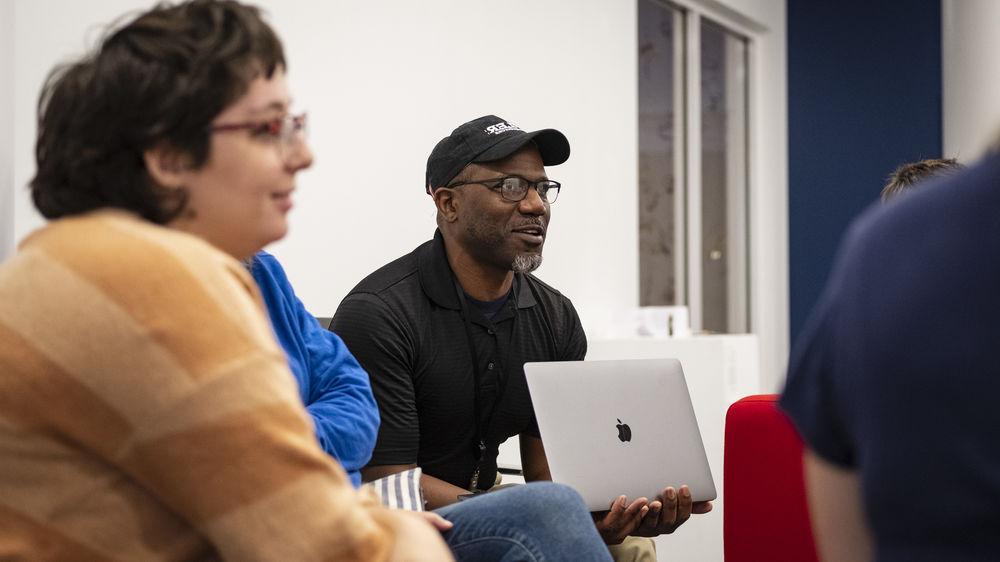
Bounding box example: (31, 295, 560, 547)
(512, 253, 543, 273)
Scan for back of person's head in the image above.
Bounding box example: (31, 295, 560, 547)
(31, 0, 285, 224)
(880, 157, 963, 202)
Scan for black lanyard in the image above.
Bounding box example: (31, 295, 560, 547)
(452, 275, 518, 490)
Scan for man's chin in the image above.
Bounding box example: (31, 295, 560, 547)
(512, 253, 543, 273)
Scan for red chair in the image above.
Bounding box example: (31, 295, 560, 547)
(724, 394, 819, 562)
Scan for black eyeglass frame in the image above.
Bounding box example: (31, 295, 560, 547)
(445, 175, 561, 204)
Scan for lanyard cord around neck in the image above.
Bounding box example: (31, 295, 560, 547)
(451, 275, 518, 490)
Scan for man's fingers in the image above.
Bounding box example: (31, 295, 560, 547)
(596, 496, 627, 530)
(616, 504, 648, 541)
(595, 495, 644, 545)
(601, 496, 648, 537)
(625, 486, 710, 537)
(659, 487, 678, 525)
(622, 497, 648, 519)
(676, 485, 694, 523)
(618, 497, 649, 538)
(634, 502, 658, 534)
(644, 500, 663, 527)
(606, 495, 627, 518)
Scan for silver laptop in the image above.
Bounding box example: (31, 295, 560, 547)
(523, 358, 716, 511)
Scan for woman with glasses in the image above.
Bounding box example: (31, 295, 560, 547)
(0, 1, 449, 559)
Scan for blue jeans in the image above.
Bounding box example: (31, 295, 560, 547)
(435, 482, 612, 562)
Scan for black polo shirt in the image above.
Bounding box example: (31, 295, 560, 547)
(331, 229, 586, 490)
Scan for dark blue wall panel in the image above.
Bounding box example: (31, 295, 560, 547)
(787, 0, 942, 343)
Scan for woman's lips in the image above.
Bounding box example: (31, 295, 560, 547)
(272, 190, 294, 212)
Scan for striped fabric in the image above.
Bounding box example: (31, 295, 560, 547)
(366, 468, 426, 511)
(0, 211, 395, 561)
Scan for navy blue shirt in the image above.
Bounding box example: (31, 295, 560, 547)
(780, 153, 1000, 561)
(465, 291, 512, 322)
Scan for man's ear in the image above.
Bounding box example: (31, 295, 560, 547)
(433, 187, 460, 223)
(143, 145, 192, 190)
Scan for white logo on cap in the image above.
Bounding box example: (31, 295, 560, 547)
(484, 121, 522, 135)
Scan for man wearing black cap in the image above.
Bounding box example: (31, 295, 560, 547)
(332, 116, 705, 558)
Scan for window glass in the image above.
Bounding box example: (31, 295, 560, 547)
(700, 18, 749, 333)
(638, 0, 686, 306)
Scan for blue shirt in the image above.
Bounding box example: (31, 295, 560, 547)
(251, 252, 379, 487)
(781, 153, 1000, 561)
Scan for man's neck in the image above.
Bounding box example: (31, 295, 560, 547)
(442, 236, 513, 301)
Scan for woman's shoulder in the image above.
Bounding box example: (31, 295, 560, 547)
(19, 209, 260, 310)
(31, 209, 237, 270)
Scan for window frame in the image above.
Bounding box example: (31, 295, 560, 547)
(641, 0, 758, 333)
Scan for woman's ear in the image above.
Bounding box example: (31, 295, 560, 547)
(143, 145, 191, 190)
(433, 187, 460, 223)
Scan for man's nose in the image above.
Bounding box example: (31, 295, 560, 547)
(518, 185, 547, 214)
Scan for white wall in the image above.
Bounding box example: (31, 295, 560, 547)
(717, 0, 788, 392)
(8, 0, 788, 391)
(10, 0, 640, 328)
(943, 0, 1000, 160)
(752, 1, 789, 393)
(1, 0, 14, 260)
(11, 0, 157, 257)
(269, 0, 643, 337)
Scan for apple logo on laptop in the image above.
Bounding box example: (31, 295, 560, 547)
(616, 419, 632, 443)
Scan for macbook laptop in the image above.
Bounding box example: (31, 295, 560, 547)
(523, 358, 716, 511)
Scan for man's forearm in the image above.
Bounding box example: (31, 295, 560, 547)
(421, 473, 472, 509)
(519, 434, 553, 482)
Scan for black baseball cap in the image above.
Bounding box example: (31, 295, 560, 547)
(425, 115, 570, 194)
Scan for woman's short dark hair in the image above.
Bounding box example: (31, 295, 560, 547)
(31, 0, 285, 223)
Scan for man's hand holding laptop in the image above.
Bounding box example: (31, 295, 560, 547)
(631, 485, 713, 537)
(591, 485, 713, 544)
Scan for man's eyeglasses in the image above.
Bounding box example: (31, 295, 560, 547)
(446, 175, 561, 204)
(210, 113, 308, 161)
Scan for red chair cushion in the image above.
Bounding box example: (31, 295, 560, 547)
(724, 394, 818, 562)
